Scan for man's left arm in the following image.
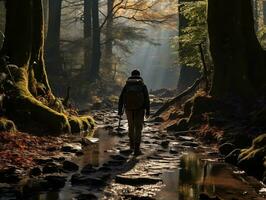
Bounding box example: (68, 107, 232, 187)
(143, 85, 150, 117)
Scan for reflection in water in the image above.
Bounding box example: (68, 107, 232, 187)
(157, 152, 216, 200)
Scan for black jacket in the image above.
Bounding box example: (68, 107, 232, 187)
(118, 76, 150, 115)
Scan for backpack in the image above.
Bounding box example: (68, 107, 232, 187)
(124, 80, 145, 110)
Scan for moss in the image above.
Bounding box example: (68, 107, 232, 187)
(0, 118, 16, 132)
(252, 133, 266, 148)
(238, 134, 266, 178)
(9, 68, 70, 133)
(68, 115, 95, 134)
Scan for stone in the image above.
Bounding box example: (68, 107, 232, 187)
(161, 140, 170, 148)
(44, 175, 67, 189)
(52, 156, 66, 162)
(178, 136, 195, 142)
(123, 194, 155, 200)
(29, 167, 42, 177)
(63, 160, 79, 172)
(0, 167, 21, 183)
(225, 149, 241, 165)
(71, 173, 106, 187)
(115, 175, 162, 186)
(181, 141, 199, 147)
(169, 148, 178, 154)
(219, 143, 236, 156)
(33, 157, 53, 165)
(81, 164, 97, 174)
(61, 143, 82, 153)
(43, 163, 61, 174)
(77, 193, 98, 200)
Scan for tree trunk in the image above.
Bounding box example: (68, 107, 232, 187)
(45, 0, 62, 76)
(103, 0, 114, 75)
(90, 0, 101, 81)
(84, 0, 92, 79)
(0, 0, 93, 133)
(208, 0, 266, 97)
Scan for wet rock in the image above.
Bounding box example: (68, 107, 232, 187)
(43, 163, 61, 174)
(167, 118, 189, 132)
(71, 173, 106, 187)
(115, 175, 162, 186)
(98, 166, 112, 172)
(169, 148, 178, 154)
(61, 143, 82, 153)
(199, 193, 221, 200)
(33, 157, 53, 165)
(0, 167, 21, 183)
(63, 160, 79, 171)
(44, 175, 67, 189)
(123, 194, 155, 200)
(181, 141, 199, 147)
(29, 167, 42, 177)
(81, 164, 97, 174)
(161, 140, 170, 148)
(77, 193, 98, 200)
(178, 136, 195, 142)
(52, 156, 66, 162)
(225, 149, 241, 165)
(219, 143, 236, 156)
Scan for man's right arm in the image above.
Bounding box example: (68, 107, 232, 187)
(118, 86, 126, 115)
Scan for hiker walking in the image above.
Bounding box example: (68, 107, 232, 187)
(118, 70, 150, 156)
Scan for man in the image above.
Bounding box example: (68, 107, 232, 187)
(118, 69, 150, 156)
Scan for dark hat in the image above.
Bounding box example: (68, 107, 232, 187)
(131, 69, 140, 77)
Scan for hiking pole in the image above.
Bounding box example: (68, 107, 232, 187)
(118, 115, 122, 130)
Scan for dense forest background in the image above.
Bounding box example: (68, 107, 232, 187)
(1, 1, 266, 199)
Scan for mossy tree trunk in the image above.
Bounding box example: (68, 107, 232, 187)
(0, 0, 94, 133)
(208, 0, 266, 97)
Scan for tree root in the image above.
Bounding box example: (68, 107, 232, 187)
(6, 67, 94, 134)
(0, 117, 16, 132)
(153, 76, 203, 117)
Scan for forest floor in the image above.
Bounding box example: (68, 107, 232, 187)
(0, 94, 266, 200)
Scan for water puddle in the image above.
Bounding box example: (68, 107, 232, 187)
(157, 152, 216, 200)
